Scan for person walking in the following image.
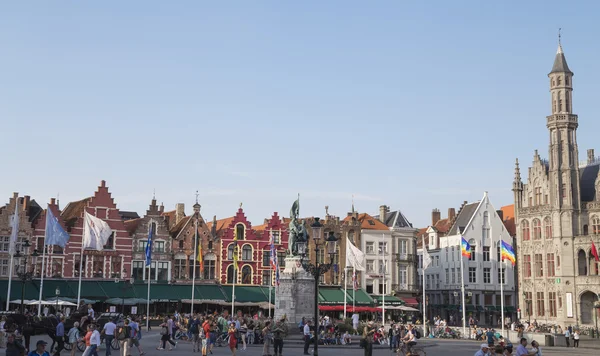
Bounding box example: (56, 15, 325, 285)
(129, 318, 145, 356)
(262, 321, 272, 356)
(89, 325, 101, 356)
(67, 322, 81, 356)
(102, 318, 117, 356)
(302, 320, 312, 355)
(7, 334, 26, 356)
(157, 318, 176, 351)
(167, 317, 177, 350)
(116, 320, 131, 356)
(564, 328, 571, 348)
(272, 317, 288, 356)
(53, 317, 65, 356)
(81, 325, 93, 356)
(227, 324, 237, 356)
(362, 321, 375, 356)
(189, 316, 200, 353)
(239, 318, 247, 351)
(573, 330, 580, 348)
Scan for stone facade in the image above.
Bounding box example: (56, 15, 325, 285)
(514, 43, 600, 326)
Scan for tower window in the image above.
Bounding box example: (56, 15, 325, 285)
(566, 95, 570, 112)
(566, 76, 569, 85)
(561, 184, 567, 200)
(558, 96, 563, 112)
(557, 77, 562, 85)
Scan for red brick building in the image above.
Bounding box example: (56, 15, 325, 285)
(61, 180, 132, 279)
(32, 198, 67, 278)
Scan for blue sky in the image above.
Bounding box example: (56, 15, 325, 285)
(2, 1, 599, 228)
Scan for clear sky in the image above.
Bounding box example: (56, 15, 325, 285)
(2, 1, 599, 228)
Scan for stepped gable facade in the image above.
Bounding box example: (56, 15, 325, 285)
(32, 198, 67, 278)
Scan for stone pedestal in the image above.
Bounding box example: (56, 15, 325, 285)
(274, 256, 315, 326)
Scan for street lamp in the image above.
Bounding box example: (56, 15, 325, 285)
(115, 270, 133, 315)
(55, 287, 60, 312)
(298, 218, 338, 356)
(14, 240, 39, 314)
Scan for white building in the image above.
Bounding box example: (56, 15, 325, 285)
(418, 192, 517, 326)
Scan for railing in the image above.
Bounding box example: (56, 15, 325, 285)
(394, 284, 421, 293)
(394, 253, 417, 264)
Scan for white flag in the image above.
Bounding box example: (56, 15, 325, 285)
(346, 238, 365, 271)
(422, 246, 432, 269)
(83, 212, 113, 251)
(8, 199, 19, 256)
(345, 237, 357, 267)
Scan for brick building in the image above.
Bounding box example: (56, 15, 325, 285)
(32, 198, 67, 278)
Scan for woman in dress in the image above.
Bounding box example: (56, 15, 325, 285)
(228, 323, 237, 356)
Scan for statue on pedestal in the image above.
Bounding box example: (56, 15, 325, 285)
(287, 197, 308, 256)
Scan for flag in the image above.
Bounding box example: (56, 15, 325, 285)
(145, 223, 153, 266)
(460, 237, 471, 258)
(232, 227, 239, 270)
(269, 232, 280, 287)
(9, 199, 19, 256)
(83, 212, 113, 251)
(592, 241, 599, 262)
(422, 246, 432, 269)
(352, 269, 359, 290)
(346, 238, 365, 271)
(275, 266, 280, 287)
(198, 242, 204, 273)
(501, 240, 516, 266)
(45, 206, 70, 248)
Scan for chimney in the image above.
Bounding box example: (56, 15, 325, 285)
(175, 203, 185, 224)
(432, 209, 441, 226)
(100, 180, 106, 188)
(496, 209, 504, 221)
(588, 149, 595, 165)
(379, 205, 387, 223)
(23, 195, 30, 211)
(448, 208, 456, 222)
(50, 198, 56, 205)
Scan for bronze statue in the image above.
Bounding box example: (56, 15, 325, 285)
(288, 196, 308, 256)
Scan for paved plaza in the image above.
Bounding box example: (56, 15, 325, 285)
(23, 331, 600, 356)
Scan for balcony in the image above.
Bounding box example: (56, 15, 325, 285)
(393, 284, 421, 293)
(394, 253, 416, 264)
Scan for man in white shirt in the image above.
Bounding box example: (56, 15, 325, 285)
(351, 313, 359, 333)
(303, 320, 312, 355)
(103, 319, 117, 356)
(515, 338, 537, 356)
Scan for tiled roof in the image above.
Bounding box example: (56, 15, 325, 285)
(61, 197, 92, 223)
(550, 45, 572, 74)
(433, 218, 451, 234)
(124, 218, 142, 235)
(501, 204, 516, 237)
(354, 213, 389, 231)
(375, 210, 413, 228)
(206, 217, 235, 236)
(253, 224, 267, 231)
(119, 211, 140, 221)
(416, 228, 428, 248)
(161, 210, 177, 229)
(580, 164, 599, 202)
(447, 202, 480, 235)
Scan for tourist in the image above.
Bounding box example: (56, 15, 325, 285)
(89, 325, 101, 356)
(116, 319, 131, 356)
(87, 305, 95, 321)
(26, 340, 47, 356)
(474, 343, 490, 356)
(401, 324, 416, 356)
(129, 317, 145, 356)
(272, 317, 288, 356)
(190, 315, 200, 353)
(81, 325, 93, 356)
(7, 334, 25, 356)
(53, 317, 65, 356)
(102, 317, 117, 356)
(362, 321, 375, 356)
(351, 313, 359, 334)
(514, 338, 536, 356)
(564, 327, 571, 347)
(530, 340, 541, 356)
(302, 320, 312, 355)
(67, 322, 80, 356)
(573, 329, 580, 347)
(494, 345, 505, 354)
(202, 316, 211, 356)
(227, 323, 237, 356)
(157, 317, 176, 351)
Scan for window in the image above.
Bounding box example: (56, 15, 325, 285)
(549, 292, 557, 317)
(103, 232, 114, 250)
(236, 224, 245, 240)
(132, 261, 144, 280)
(262, 270, 271, 286)
(367, 260, 374, 273)
(497, 267, 505, 284)
(483, 247, 490, 262)
(241, 265, 252, 284)
(137, 240, 147, 252)
(445, 268, 449, 283)
(544, 195, 549, 205)
(451, 246, 455, 261)
(399, 240, 408, 255)
(188, 255, 200, 278)
(584, 225, 589, 235)
(173, 258, 186, 279)
(92, 260, 103, 277)
(242, 245, 252, 261)
(378, 242, 387, 254)
(547, 253, 555, 277)
(208, 240, 213, 250)
(272, 231, 280, 244)
(483, 268, 491, 283)
(262, 251, 270, 267)
(469, 244, 476, 261)
(227, 245, 235, 260)
(524, 292, 533, 316)
(544, 217, 552, 239)
(497, 244, 501, 262)
(522, 220, 530, 241)
(561, 184, 567, 199)
(178, 240, 184, 249)
(227, 265, 237, 284)
(316, 249, 324, 264)
(524, 255, 531, 278)
(593, 216, 600, 235)
(366, 242, 375, 254)
(468, 267, 477, 283)
(155, 241, 165, 253)
(426, 275, 430, 289)
(532, 219, 542, 240)
(399, 266, 407, 285)
(277, 252, 286, 267)
(204, 259, 216, 280)
(157, 262, 169, 280)
(534, 187, 542, 205)
(378, 260, 387, 274)
(536, 292, 545, 317)
(534, 254, 543, 277)
(451, 268, 455, 284)
(0, 237, 9, 252)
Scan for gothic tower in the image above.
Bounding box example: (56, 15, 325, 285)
(547, 40, 582, 235)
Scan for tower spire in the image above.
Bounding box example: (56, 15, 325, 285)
(514, 158, 521, 182)
(351, 194, 355, 213)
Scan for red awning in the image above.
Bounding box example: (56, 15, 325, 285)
(401, 297, 419, 306)
(318, 305, 382, 312)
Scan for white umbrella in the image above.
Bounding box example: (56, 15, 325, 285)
(399, 306, 419, 312)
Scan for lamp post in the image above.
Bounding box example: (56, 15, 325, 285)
(114, 270, 133, 315)
(14, 240, 39, 314)
(55, 287, 60, 312)
(298, 218, 338, 356)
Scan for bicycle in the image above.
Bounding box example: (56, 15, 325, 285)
(174, 329, 189, 341)
(62, 338, 86, 352)
(214, 333, 230, 347)
(397, 342, 426, 356)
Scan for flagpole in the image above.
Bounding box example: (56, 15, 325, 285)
(352, 266, 356, 314)
(6, 255, 14, 311)
(37, 242, 47, 316)
(422, 234, 427, 336)
(76, 214, 87, 306)
(459, 229, 467, 339)
(6, 200, 19, 312)
(191, 219, 198, 315)
(231, 270, 236, 316)
(381, 233, 386, 327)
(343, 267, 348, 319)
(269, 263, 272, 319)
(146, 263, 151, 330)
(146, 219, 153, 331)
(500, 236, 505, 338)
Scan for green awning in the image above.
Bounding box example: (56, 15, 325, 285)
(221, 286, 270, 303)
(446, 305, 458, 311)
(75, 281, 109, 299)
(372, 295, 404, 306)
(196, 285, 228, 302)
(317, 288, 347, 305)
(476, 305, 485, 312)
(485, 306, 496, 312)
(505, 306, 516, 313)
(0, 280, 40, 301)
(466, 305, 475, 311)
(345, 289, 374, 306)
(98, 281, 137, 299)
(105, 298, 150, 306)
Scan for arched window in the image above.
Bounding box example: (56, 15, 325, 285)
(242, 245, 252, 261)
(348, 230, 355, 245)
(241, 265, 252, 284)
(236, 224, 245, 240)
(590, 252, 599, 276)
(149, 222, 157, 235)
(553, 93, 557, 113)
(532, 219, 542, 240)
(592, 216, 600, 235)
(543, 217, 552, 239)
(557, 76, 562, 85)
(521, 220, 530, 241)
(584, 225, 589, 235)
(227, 244, 235, 260)
(227, 265, 236, 284)
(565, 76, 569, 85)
(578, 250, 588, 276)
(558, 93, 563, 112)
